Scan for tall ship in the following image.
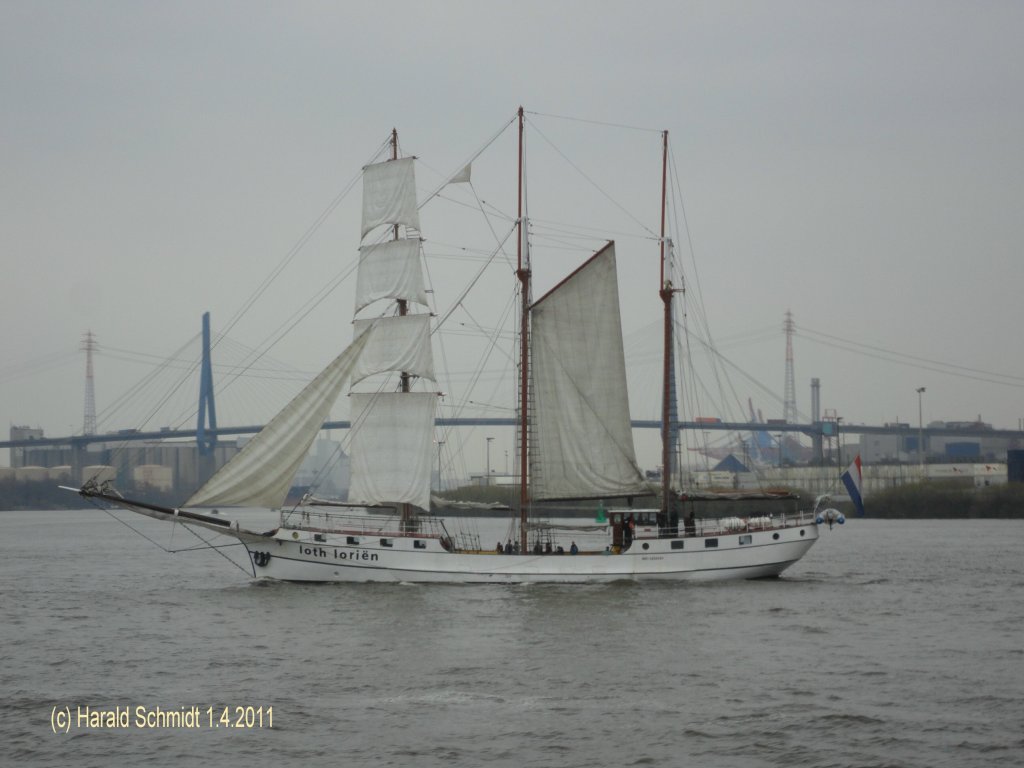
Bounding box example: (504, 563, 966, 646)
(74, 108, 828, 583)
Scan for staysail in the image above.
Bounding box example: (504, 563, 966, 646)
(529, 242, 647, 499)
(185, 331, 371, 509)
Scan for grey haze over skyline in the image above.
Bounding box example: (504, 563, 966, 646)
(3, 1, 1024, 471)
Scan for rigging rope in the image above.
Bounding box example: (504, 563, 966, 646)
(87, 497, 253, 577)
(417, 114, 517, 209)
(527, 117, 657, 239)
(798, 327, 1024, 388)
(525, 110, 663, 134)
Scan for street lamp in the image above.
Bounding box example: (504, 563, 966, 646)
(486, 437, 494, 486)
(916, 387, 926, 476)
(435, 440, 445, 492)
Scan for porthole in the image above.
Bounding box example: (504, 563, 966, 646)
(642, 542, 650, 550)
(671, 540, 684, 550)
(380, 538, 393, 547)
(705, 538, 719, 548)
(413, 540, 427, 549)
(800, 529, 806, 537)
(772, 533, 780, 540)
(346, 536, 360, 545)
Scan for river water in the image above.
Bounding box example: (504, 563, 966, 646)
(2, 509, 1022, 767)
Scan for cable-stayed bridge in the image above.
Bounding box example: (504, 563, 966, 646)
(3, 417, 1020, 452)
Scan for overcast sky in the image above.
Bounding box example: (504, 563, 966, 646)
(3, 1, 1023, 472)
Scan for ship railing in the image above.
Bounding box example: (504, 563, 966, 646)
(642, 510, 817, 539)
(279, 508, 450, 539)
(449, 530, 482, 552)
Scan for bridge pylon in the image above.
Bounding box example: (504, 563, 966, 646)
(196, 312, 218, 457)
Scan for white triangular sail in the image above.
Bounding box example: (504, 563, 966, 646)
(361, 157, 420, 239)
(185, 332, 371, 509)
(355, 239, 428, 313)
(347, 392, 436, 511)
(351, 314, 435, 385)
(529, 242, 647, 499)
(449, 163, 471, 184)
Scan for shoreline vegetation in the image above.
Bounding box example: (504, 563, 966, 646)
(851, 481, 1024, 519)
(2, 479, 1023, 518)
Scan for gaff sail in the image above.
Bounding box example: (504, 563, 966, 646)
(529, 242, 648, 500)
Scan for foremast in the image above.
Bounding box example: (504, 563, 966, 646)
(346, 129, 436, 518)
(392, 127, 412, 396)
(392, 128, 414, 530)
(183, 127, 435, 520)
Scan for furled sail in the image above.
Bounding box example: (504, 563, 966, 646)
(351, 314, 435, 385)
(184, 332, 371, 509)
(347, 392, 436, 511)
(355, 239, 428, 313)
(361, 157, 420, 239)
(529, 242, 647, 499)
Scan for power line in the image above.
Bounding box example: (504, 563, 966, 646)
(798, 326, 1024, 388)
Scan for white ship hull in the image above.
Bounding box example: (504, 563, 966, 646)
(234, 521, 818, 584)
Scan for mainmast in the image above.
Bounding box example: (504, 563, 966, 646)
(516, 106, 530, 551)
(659, 130, 673, 525)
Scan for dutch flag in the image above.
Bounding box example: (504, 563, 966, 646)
(841, 455, 865, 517)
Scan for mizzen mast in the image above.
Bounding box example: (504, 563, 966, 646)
(516, 106, 530, 552)
(659, 129, 674, 528)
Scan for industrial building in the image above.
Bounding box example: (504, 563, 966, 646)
(4, 426, 349, 501)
